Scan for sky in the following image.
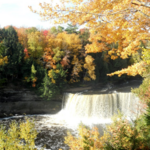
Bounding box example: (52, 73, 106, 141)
(0, 0, 62, 29)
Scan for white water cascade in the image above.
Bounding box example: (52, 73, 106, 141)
(59, 91, 141, 129)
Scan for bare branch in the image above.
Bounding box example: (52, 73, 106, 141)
(132, 0, 150, 8)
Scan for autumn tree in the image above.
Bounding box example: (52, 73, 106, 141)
(26, 27, 38, 34)
(16, 27, 28, 49)
(29, 0, 150, 79)
(27, 31, 45, 62)
(50, 26, 64, 34)
(43, 31, 83, 82)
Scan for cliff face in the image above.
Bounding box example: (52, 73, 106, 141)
(0, 84, 62, 117)
(0, 85, 42, 102)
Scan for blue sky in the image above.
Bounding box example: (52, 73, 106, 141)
(0, 0, 61, 29)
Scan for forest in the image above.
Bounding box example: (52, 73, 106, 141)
(0, 24, 137, 100)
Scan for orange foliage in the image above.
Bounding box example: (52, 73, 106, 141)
(32, 83, 36, 87)
(60, 55, 70, 68)
(24, 48, 30, 59)
(43, 31, 83, 81)
(29, 0, 150, 77)
(16, 27, 28, 48)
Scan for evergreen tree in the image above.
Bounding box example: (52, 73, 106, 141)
(0, 28, 6, 42)
(40, 64, 67, 100)
(65, 24, 78, 34)
(2, 26, 24, 79)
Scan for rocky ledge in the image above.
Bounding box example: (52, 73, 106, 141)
(0, 84, 62, 117)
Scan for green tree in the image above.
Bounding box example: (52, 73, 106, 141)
(50, 26, 64, 35)
(58, 26, 64, 32)
(65, 24, 78, 34)
(79, 28, 90, 48)
(50, 26, 57, 34)
(2, 26, 24, 79)
(40, 64, 67, 100)
(0, 28, 6, 42)
(26, 27, 38, 34)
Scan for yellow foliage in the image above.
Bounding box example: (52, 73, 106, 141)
(44, 32, 81, 55)
(70, 55, 83, 82)
(107, 47, 150, 77)
(142, 48, 150, 65)
(55, 32, 82, 55)
(64, 113, 150, 150)
(30, 0, 149, 57)
(55, 69, 60, 73)
(43, 32, 82, 76)
(30, 0, 150, 78)
(48, 69, 53, 78)
(27, 31, 45, 60)
(51, 78, 56, 84)
(84, 55, 96, 80)
(0, 56, 8, 66)
(48, 69, 60, 84)
(107, 61, 147, 77)
(64, 125, 105, 150)
(0, 118, 42, 150)
(84, 76, 91, 81)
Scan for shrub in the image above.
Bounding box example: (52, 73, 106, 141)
(132, 77, 150, 104)
(0, 118, 41, 150)
(104, 113, 150, 150)
(64, 124, 105, 150)
(63, 113, 150, 150)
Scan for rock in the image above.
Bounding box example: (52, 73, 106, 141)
(0, 84, 62, 117)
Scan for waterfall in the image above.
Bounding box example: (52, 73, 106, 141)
(60, 92, 141, 127)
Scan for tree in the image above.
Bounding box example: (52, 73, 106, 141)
(2, 26, 24, 79)
(43, 31, 84, 82)
(29, 0, 150, 79)
(50, 26, 64, 35)
(79, 28, 90, 47)
(40, 64, 67, 100)
(27, 31, 45, 62)
(26, 27, 38, 34)
(0, 28, 6, 42)
(58, 26, 64, 32)
(16, 27, 28, 48)
(65, 24, 78, 34)
(50, 26, 57, 34)
(0, 43, 8, 66)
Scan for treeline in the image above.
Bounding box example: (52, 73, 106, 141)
(0, 25, 136, 99)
